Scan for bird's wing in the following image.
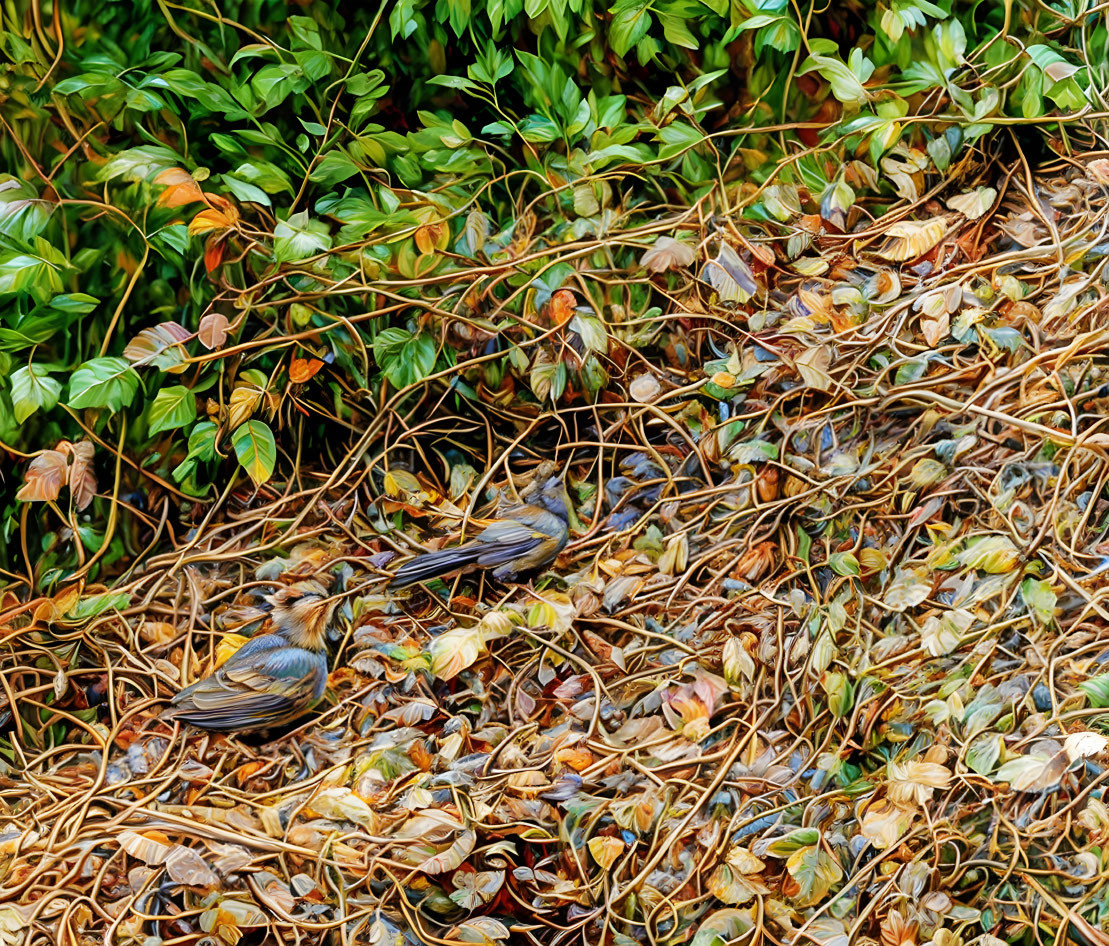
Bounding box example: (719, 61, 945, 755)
(169, 636, 326, 729)
(474, 519, 547, 565)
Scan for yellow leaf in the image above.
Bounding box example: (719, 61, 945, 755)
(876, 218, 947, 261)
(587, 836, 624, 870)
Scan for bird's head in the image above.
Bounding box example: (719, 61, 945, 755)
(267, 581, 339, 651)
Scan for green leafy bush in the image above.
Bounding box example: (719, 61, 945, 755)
(0, 0, 1104, 582)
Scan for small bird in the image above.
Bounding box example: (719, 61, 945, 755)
(162, 582, 338, 732)
(390, 475, 571, 588)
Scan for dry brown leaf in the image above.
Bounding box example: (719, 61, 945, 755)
(198, 313, 230, 350)
(16, 450, 68, 503)
(63, 440, 97, 511)
(642, 236, 696, 272)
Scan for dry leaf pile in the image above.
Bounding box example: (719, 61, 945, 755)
(4, 155, 1109, 946)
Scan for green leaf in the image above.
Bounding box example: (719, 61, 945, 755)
(231, 420, 277, 485)
(309, 150, 363, 187)
(67, 592, 131, 621)
(785, 840, 843, 906)
(765, 827, 821, 856)
(172, 421, 219, 483)
(0, 240, 67, 302)
(1082, 674, 1109, 708)
(658, 122, 705, 160)
(273, 211, 332, 263)
(0, 175, 53, 244)
(609, 0, 652, 57)
(827, 552, 860, 577)
(10, 364, 62, 424)
(68, 357, 141, 411)
(373, 327, 437, 389)
(798, 39, 872, 106)
(148, 385, 196, 434)
(94, 145, 181, 182)
(821, 670, 854, 717)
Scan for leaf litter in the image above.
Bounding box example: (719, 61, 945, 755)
(4, 155, 1109, 946)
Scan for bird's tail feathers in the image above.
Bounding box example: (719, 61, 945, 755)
(390, 544, 484, 588)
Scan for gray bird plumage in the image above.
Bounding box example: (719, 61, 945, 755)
(389, 476, 570, 588)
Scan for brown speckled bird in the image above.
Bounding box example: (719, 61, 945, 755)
(162, 581, 338, 732)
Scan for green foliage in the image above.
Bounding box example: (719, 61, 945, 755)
(0, 0, 1104, 583)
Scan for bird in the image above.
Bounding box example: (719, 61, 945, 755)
(161, 581, 339, 732)
(389, 474, 571, 588)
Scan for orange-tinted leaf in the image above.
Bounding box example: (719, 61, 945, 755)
(153, 168, 205, 209)
(289, 357, 324, 383)
(414, 221, 447, 255)
(17, 450, 67, 502)
(204, 238, 226, 273)
(64, 440, 97, 511)
(198, 312, 229, 349)
(549, 289, 575, 325)
(189, 207, 237, 237)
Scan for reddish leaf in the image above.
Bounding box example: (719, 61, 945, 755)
(204, 237, 226, 273)
(289, 357, 325, 383)
(16, 450, 67, 502)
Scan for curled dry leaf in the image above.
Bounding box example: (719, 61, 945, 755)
(876, 218, 947, 261)
(629, 373, 661, 403)
(118, 830, 174, 865)
(165, 845, 220, 888)
(701, 241, 757, 303)
(886, 759, 952, 806)
(641, 235, 696, 273)
(64, 440, 97, 511)
(1064, 731, 1109, 762)
(946, 186, 998, 220)
(124, 322, 192, 373)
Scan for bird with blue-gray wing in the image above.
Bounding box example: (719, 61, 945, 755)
(389, 473, 571, 589)
(161, 581, 338, 732)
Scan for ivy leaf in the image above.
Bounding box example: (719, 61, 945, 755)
(231, 420, 277, 485)
(10, 364, 62, 423)
(1021, 577, 1057, 625)
(148, 385, 197, 435)
(15, 449, 68, 502)
(68, 357, 141, 411)
(785, 840, 843, 906)
(273, 211, 332, 263)
(700, 242, 756, 304)
(124, 322, 192, 373)
(608, 0, 652, 57)
(798, 39, 872, 106)
(372, 327, 436, 389)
